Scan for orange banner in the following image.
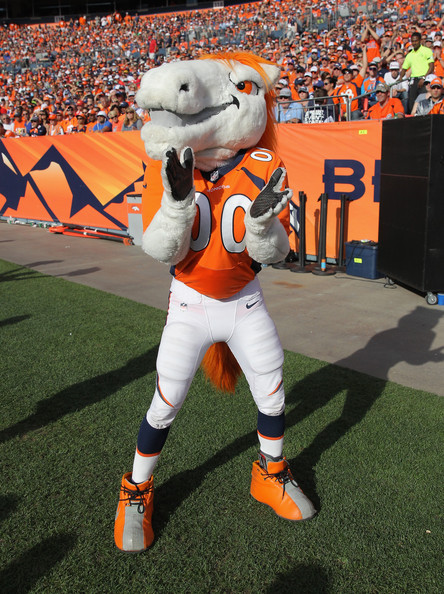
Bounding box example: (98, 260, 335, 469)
(277, 120, 382, 259)
(0, 132, 147, 231)
(1, 122, 382, 259)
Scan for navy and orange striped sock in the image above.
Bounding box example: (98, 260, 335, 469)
(256, 410, 285, 459)
(131, 416, 170, 483)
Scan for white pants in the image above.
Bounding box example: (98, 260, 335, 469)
(146, 277, 285, 429)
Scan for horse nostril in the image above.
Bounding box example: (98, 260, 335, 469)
(179, 83, 189, 92)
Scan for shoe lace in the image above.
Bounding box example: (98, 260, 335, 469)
(120, 482, 153, 514)
(264, 466, 296, 500)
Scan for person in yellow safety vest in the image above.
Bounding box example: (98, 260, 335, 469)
(399, 32, 434, 113)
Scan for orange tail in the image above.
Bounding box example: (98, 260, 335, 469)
(201, 342, 242, 393)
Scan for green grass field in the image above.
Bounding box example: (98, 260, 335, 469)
(1, 259, 443, 593)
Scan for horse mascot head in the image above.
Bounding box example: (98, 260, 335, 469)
(136, 52, 280, 171)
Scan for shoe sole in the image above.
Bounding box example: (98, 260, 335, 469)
(115, 545, 152, 554)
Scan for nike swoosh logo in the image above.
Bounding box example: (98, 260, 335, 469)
(246, 301, 259, 309)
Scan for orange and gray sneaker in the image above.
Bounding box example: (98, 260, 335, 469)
(250, 452, 316, 521)
(114, 472, 154, 553)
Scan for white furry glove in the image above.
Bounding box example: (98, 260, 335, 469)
(142, 147, 197, 264)
(244, 167, 291, 264)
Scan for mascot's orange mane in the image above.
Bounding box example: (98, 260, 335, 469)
(199, 51, 278, 393)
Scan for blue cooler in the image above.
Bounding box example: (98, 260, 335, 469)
(345, 241, 382, 279)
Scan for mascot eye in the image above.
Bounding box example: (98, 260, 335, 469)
(235, 80, 258, 95)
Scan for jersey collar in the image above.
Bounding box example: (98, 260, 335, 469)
(199, 149, 248, 183)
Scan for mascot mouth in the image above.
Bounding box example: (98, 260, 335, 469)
(149, 95, 240, 128)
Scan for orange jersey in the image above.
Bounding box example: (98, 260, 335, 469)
(365, 38, 381, 63)
(367, 97, 404, 119)
(434, 55, 444, 78)
(429, 100, 444, 114)
(337, 75, 362, 113)
(142, 148, 290, 299)
(63, 116, 78, 133)
(13, 118, 26, 135)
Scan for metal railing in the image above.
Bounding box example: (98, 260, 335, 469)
(276, 79, 408, 123)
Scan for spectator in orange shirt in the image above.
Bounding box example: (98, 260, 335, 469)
(366, 82, 405, 119)
(63, 105, 78, 133)
(285, 60, 298, 86)
(429, 97, 444, 114)
(48, 112, 65, 135)
(337, 50, 367, 120)
(86, 110, 97, 132)
(291, 78, 306, 101)
(361, 23, 381, 63)
(337, 65, 362, 119)
(362, 62, 385, 107)
(72, 112, 88, 133)
(319, 56, 332, 75)
(12, 110, 27, 136)
(108, 108, 123, 131)
(433, 41, 444, 77)
(412, 77, 444, 115)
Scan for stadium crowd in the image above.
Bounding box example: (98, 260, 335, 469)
(1, 0, 444, 137)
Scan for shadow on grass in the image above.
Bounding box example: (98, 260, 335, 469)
(265, 563, 330, 593)
(0, 494, 18, 523)
(0, 266, 42, 283)
(154, 429, 257, 537)
(0, 315, 31, 328)
(285, 305, 444, 507)
(0, 347, 158, 444)
(0, 533, 77, 593)
(154, 306, 443, 534)
(1, 493, 73, 592)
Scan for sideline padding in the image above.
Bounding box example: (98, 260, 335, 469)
(0, 121, 382, 258)
(277, 120, 382, 258)
(0, 132, 147, 231)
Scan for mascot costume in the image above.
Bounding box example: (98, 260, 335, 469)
(114, 52, 316, 553)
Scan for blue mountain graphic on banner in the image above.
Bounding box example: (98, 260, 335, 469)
(0, 144, 29, 214)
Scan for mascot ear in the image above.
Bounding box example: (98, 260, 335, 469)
(261, 63, 281, 90)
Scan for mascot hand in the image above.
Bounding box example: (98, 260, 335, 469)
(249, 167, 292, 220)
(162, 146, 195, 202)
